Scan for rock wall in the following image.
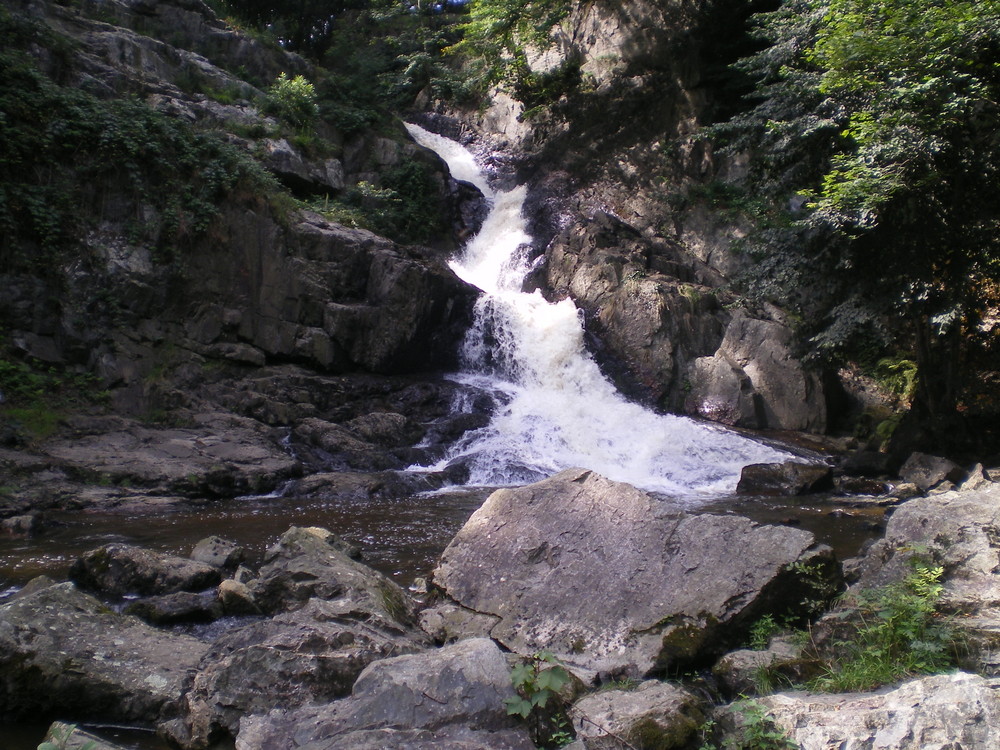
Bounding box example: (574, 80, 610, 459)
(2, 0, 480, 420)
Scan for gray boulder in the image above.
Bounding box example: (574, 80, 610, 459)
(248, 526, 415, 621)
(755, 672, 1000, 750)
(569, 680, 704, 749)
(736, 461, 834, 496)
(123, 591, 223, 625)
(434, 469, 840, 676)
(712, 637, 816, 697)
(190, 536, 245, 570)
(236, 638, 533, 750)
(898, 451, 966, 492)
(164, 597, 429, 748)
(70, 543, 222, 597)
(0, 582, 208, 722)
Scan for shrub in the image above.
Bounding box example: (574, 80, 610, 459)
(266, 73, 318, 130)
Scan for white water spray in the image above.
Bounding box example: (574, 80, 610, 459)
(406, 124, 790, 496)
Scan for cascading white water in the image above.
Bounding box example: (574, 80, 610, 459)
(406, 124, 791, 496)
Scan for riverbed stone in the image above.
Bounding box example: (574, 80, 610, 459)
(164, 597, 430, 748)
(190, 536, 245, 570)
(123, 591, 223, 625)
(569, 680, 705, 750)
(40, 721, 131, 750)
(736, 461, 834, 496)
(0, 582, 208, 723)
(753, 672, 1000, 750)
(248, 526, 416, 622)
(235, 638, 533, 750)
(711, 637, 818, 698)
(70, 543, 222, 597)
(434, 469, 841, 676)
(898, 451, 966, 492)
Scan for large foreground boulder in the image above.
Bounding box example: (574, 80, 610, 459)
(236, 638, 534, 750)
(755, 672, 1000, 749)
(434, 469, 840, 676)
(0, 582, 208, 723)
(163, 598, 430, 748)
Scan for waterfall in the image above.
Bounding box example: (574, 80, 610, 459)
(406, 124, 791, 496)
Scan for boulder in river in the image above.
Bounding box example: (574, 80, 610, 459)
(434, 469, 841, 677)
(70, 543, 222, 597)
(0, 582, 208, 723)
(247, 526, 416, 622)
(236, 637, 534, 750)
(736, 461, 834, 496)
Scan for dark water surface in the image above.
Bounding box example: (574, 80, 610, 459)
(0, 481, 887, 749)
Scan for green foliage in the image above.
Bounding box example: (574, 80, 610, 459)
(0, 10, 281, 272)
(872, 357, 918, 402)
(449, 0, 569, 91)
(266, 73, 319, 130)
(328, 157, 445, 243)
(749, 615, 781, 651)
(699, 701, 797, 750)
(811, 557, 959, 692)
(506, 651, 574, 748)
(38, 723, 98, 750)
(710, 0, 1000, 435)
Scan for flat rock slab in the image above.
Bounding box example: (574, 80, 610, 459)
(44, 413, 299, 495)
(0, 582, 209, 722)
(435, 469, 838, 675)
(757, 672, 1000, 749)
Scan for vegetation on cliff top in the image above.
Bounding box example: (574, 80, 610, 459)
(710, 0, 1000, 451)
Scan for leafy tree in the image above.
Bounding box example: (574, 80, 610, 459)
(711, 0, 1000, 447)
(447, 0, 568, 89)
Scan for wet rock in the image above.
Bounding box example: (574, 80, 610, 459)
(736, 462, 834, 496)
(898, 451, 966, 492)
(755, 672, 1000, 749)
(434, 469, 841, 676)
(236, 638, 533, 750)
(217, 579, 260, 616)
(190, 536, 245, 570)
(70, 543, 222, 597)
(1, 513, 40, 536)
(123, 591, 223, 626)
(0, 582, 208, 722)
(569, 680, 704, 750)
(840, 449, 892, 477)
(164, 597, 429, 748)
(248, 526, 416, 622)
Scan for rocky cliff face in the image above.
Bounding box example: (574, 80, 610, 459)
(1, 0, 479, 422)
(437, 0, 828, 432)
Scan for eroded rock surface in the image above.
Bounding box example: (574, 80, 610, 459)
(434, 469, 840, 676)
(0, 582, 208, 723)
(70, 543, 222, 597)
(756, 672, 1000, 750)
(236, 638, 533, 750)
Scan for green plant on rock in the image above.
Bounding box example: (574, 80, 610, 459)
(39, 723, 98, 750)
(698, 701, 797, 750)
(810, 556, 958, 692)
(506, 651, 574, 748)
(266, 73, 319, 130)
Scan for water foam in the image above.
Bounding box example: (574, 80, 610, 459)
(405, 123, 790, 496)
